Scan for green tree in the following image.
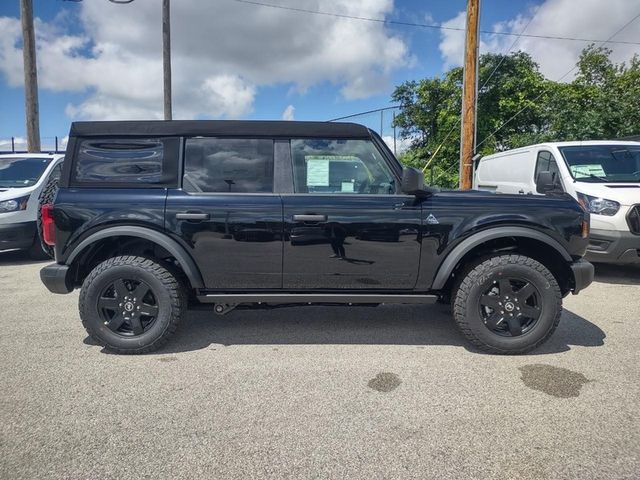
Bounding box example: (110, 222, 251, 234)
(392, 46, 640, 187)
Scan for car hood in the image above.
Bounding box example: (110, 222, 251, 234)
(574, 182, 640, 206)
(0, 186, 33, 200)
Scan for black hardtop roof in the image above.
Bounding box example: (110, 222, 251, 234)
(69, 120, 372, 138)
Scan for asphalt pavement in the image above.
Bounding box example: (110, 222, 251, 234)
(0, 250, 638, 479)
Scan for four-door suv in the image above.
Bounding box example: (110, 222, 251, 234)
(40, 120, 594, 354)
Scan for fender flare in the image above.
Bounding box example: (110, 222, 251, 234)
(431, 226, 572, 290)
(66, 226, 205, 288)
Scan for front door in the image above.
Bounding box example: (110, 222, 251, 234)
(282, 138, 421, 290)
(165, 137, 283, 289)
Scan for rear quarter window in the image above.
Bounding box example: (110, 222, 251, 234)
(72, 138, 178, 186)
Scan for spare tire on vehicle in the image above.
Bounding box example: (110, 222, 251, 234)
(36, 165, 61, 259)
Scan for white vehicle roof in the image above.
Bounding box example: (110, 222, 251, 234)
(483, 140, 640, 159)
(0, 153, 65, 159)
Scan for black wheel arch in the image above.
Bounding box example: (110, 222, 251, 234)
(64, 226, 204, 289)
(431, 226, 574, 293)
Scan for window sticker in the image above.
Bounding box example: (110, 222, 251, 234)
(306, 158, 330, 186)
(341, 181, 355, 192)
(571, 164, 606, 178)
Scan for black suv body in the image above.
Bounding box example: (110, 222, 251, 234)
(41, 120, 594, 354)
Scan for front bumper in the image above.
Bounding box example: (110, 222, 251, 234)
(570, 259, 594, 294)
(40, 263, 73, 294)
(585, 229, 640, 264)
(0, 221, 36, 251)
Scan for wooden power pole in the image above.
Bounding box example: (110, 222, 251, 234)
(162, 0, 172, 120)
(20, 0, 41, 153)
(459, 0, 480, 190)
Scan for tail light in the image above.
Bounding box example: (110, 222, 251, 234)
(41, 204, 56, 246)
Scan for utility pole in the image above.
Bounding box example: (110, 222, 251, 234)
(459, 0, 480, 190)
(162, 0, 172, 120)
(20, 0, 40, 153)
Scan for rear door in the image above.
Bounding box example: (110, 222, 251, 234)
(165, 137, 283, 289)
(281, 137, 422, 290)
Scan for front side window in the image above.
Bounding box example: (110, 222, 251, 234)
(535, 151, 562, 188)
(291, 139, 396, 194)
(184, 138, 274, 193)
(0, 157, 52, 187)
(75, 138, 164, 183)
(559, 145, 640, 183)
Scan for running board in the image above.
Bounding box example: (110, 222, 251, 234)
(196, 293, 438, 305)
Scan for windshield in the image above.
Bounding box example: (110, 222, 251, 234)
(0, 157, 52, 188)
(559, 145, 640, 183)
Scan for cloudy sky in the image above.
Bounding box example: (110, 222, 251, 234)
(1, 0, 639, 147)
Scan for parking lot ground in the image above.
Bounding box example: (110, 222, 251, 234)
(1, 251, 639, 479)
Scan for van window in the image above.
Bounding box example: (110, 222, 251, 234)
(183, 138, 274, 193)
(291, 139, 396, 194)
(0, 157, 51, 188)
(559, 145, 640, 183)
(535, 151, 562, 188)
(75, 138, 164, 183)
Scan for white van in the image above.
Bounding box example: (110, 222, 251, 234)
(474, 141, 640, 264)
(0, 153, 65, 258)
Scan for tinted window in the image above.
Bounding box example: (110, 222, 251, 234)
(184, 138, 274, 193)
(0, 157, 51, 187)
(291, 139, 396, 194)
(75, 139, 163, 183)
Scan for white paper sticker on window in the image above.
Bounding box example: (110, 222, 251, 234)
(571, 164, 606, 178)
(341, 181, 354, 192)
(306, 159, 330, 186)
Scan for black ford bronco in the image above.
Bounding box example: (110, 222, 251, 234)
(40, 120, 594, 354)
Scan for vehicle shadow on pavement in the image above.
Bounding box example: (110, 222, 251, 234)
(593, 263, 640, 285)
(0, 250, 50, 266)
(136, 303, 605, 356)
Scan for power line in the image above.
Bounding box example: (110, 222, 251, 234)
(428, 3, 541, 182)
(328, 106, 400, 122)
(475, 10, 640, 152)
(231, 0, 640, 46)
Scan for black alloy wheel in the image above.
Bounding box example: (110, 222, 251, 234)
(478, 277, 541, 337)
(97, 278, 159, 336)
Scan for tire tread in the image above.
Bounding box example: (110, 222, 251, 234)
(79, 255, 185, 354)
(452, 254, 562, 355)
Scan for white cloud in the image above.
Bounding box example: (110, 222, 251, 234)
(439, 0, 640, 80)
(282, 104, 295, 121)
(382, 135, 412, 155)
(0, 0, 411, 120)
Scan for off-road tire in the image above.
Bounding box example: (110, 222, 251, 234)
(36, 166, 61, 259)
(79, 255, 186, 354)
(452, 254, 562, 354)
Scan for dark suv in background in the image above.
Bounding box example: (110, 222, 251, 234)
(40, 120, 594, 354)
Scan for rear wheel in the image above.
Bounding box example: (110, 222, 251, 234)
(79, 256, 186, 354)
(452, 254, 562, 354)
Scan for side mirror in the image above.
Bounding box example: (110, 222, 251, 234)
(401, 167, 425, 195)
(535, 171, 555, 194)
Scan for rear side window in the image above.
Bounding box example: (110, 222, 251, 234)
(74, 138, 165, 184)
(183, 138, 274, 193)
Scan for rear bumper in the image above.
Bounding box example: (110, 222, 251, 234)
(40, 263, 73, 294)
(585, 229, 640, 264)
(570, 259, 594, 294)
(0, 221, 36, 251)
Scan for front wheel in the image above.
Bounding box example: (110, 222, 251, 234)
(79, 256, 186, 354)
(452, 254, 562, 354)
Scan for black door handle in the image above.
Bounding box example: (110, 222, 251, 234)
(292, 214, 327, 222)
(176, 212, 210, 221)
